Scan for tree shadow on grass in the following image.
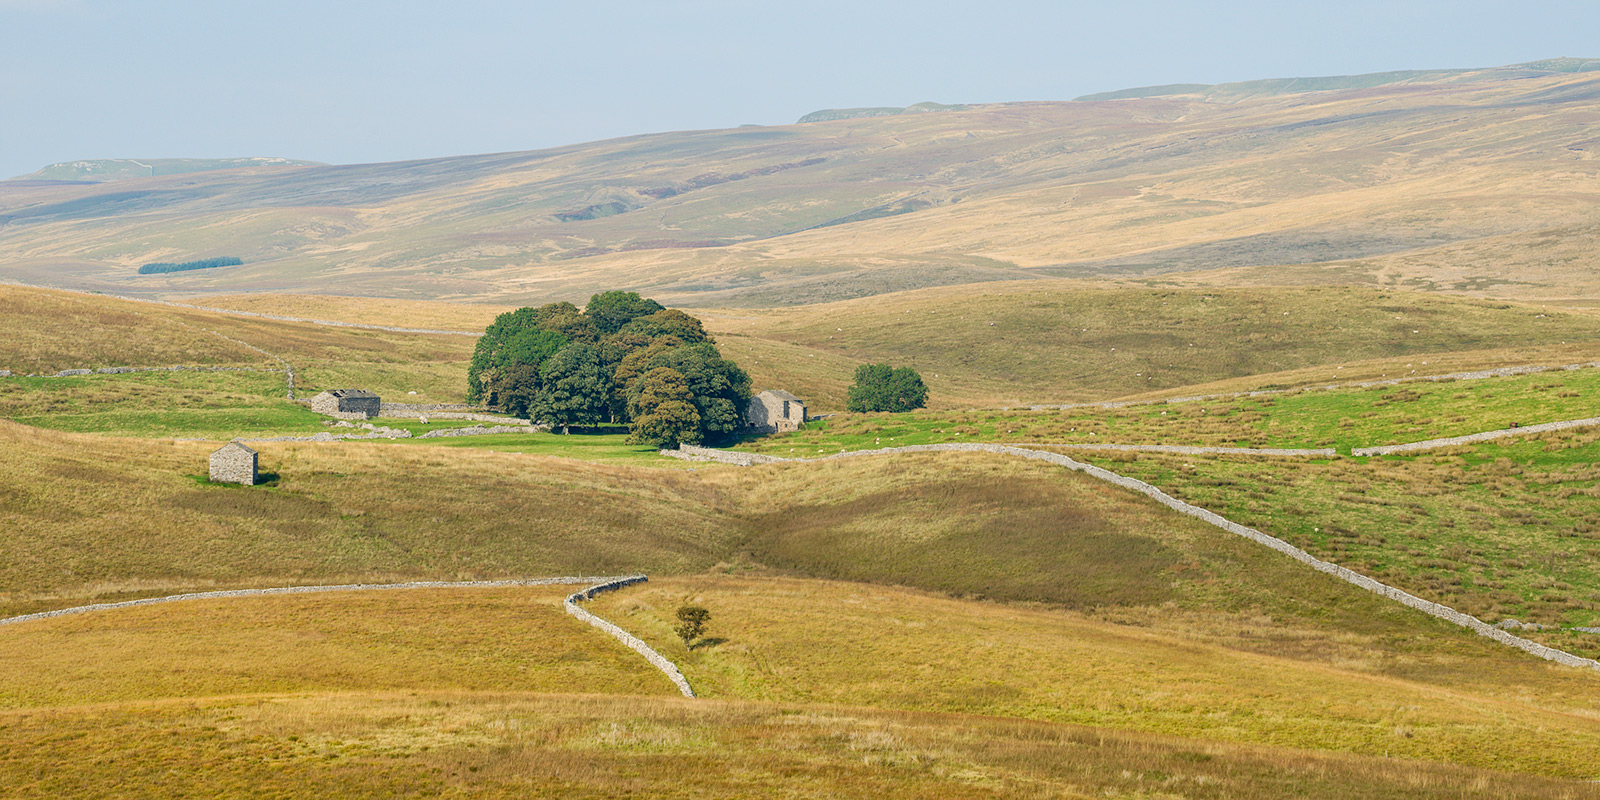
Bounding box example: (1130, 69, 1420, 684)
(689, 637, 727, 651)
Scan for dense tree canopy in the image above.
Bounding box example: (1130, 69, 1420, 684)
(467, 292, 751, 443)
(532, 343, 610, 432)
(626, 367, 702, 448)
(645, 343, 751, 438)
(468, 309, 569, 404)
(618, 309, 709, 344)
(846, 364, 928, 413)
(585, 291, 664, 335)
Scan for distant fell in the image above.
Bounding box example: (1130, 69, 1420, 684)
(1075, 57, 1600, 102)
(7, 62, 1600, 305)
(9, 157, 324, 182)
(797, 101, 968, 123)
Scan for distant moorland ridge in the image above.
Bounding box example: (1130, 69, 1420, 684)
(3, 59, 1600, 306)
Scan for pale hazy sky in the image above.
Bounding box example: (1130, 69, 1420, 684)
(5, 0, 1600, 178)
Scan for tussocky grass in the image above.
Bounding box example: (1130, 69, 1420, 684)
(6, 692, 1595, 799)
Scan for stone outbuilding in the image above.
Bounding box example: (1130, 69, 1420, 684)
(745, 389, 806, 433)
(310, 389, 381, 419)
(209, 442, 259, 486)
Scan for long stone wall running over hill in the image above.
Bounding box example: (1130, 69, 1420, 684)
(1024, 360, 1600, 414)
(1352, 416, 1600, 456)
(565, 576, 695, 698)
(0, 365, 280, 379)
(664, 442, 1600, 674)
(0, 577, 627, 628)
(0, 575, 694, 698)
(1014, 442, 1337, 457)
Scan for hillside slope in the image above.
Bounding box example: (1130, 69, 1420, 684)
(3, 62, 1600, 304)
(7, 157, 324, 183)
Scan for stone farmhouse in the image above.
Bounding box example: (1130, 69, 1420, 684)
(310, 389, 381, 419)
(745, 389, 806, 433)
(209, 442, 258, 485)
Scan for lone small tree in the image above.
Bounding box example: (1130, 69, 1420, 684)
(846, 363, 928, 412)
(675, 605, 711, 646)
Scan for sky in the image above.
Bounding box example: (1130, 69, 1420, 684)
(5, 0, 1600, 178)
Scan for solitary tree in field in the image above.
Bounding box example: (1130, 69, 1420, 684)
(675, 605, 711, 646)
(846, 363, 928, 413)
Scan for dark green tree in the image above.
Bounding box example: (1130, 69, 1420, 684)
(534, 302, 601, 344)
(586, 290, 664, 335)
(674, 605, 711, 646)
(626, 367, 702, 448)
(468, 307, 569, 407)
(608, 336, 684, 422)
(618, 308, 711, 344)
(647, 343, 752, 440)
(532, 343, 611, 433)
(482, 360, 543, 419)
(846, 364, 928, 413)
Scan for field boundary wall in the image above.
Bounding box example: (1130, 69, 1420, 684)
(564, 576, 696, 698)
(664, 442, 1600, 674)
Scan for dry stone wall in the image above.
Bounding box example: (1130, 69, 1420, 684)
(1022, 360, 1600, 413)
(1352, 416, 1600, 456)
(0, 574, 695, 697)
(0, 576, 624, 628)
(380, 402, 480, 414)
(663, 442, 1600, 674)
(1015, 442, 1336, 457)
(667, 444, 786, 466)
(418, 424, 543, 438)
(0, 365, 279, 379)
(564, 576, 695, 698)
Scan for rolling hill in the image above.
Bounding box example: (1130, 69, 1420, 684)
(1, 60, 1599, 306)
(7, 157, 325, 183)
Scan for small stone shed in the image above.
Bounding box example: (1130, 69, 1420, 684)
(745, 389, 806, 433)
(310, 389, 381, 419)
(209, 442, 258, 486)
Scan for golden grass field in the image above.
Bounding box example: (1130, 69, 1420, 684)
(591, 575, 1600, 776)
(3, 573, 1600, 792)
(9, 693, 1592, 799)
(9, 65, 1600, 794)
(29, 282, 1588, 410)
(0, 586, 671, 709)
(6, 414, 1600, 781)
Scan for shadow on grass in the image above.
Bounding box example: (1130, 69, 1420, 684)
(690, 637, 727, 650)
(186, 472, 281, 488)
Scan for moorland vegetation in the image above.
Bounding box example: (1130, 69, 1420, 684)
(9, 62, 1600, 309)
(9, 60, 1600, 796)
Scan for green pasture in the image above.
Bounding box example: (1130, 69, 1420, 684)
(734, 366, 1600, 455)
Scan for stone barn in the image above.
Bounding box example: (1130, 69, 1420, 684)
(745, 390, 806, 433)
(209, 442, 258, 485)
(310, 389, 381, 419)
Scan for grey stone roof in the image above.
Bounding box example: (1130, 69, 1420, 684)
(326, 389, 379, 399)
(217, 441, 257, 455)
(760, 389, 804, 403)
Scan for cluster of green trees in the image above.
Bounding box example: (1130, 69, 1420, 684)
(846, 363, 928, 413)
(136, 256, 244, 275)
(468, 291, 750, 448)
